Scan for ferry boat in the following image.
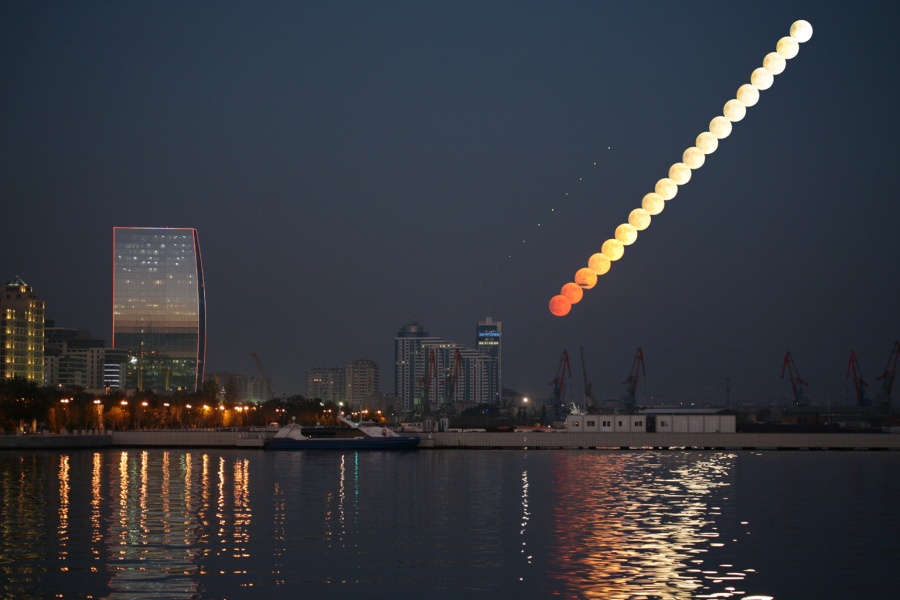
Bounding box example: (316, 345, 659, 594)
(265, 417, 420, 451)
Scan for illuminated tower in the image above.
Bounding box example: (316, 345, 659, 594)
(476, 317, 502, 404)
(112, 227, 206, 391)
(0, 277, 45, 383)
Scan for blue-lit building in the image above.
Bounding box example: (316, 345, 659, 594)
(394, 321, 498, 414)
(476, 316, 502, 404)
(112, 227, 206, 391)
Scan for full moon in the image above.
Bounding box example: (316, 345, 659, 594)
(683, 147, 706, 169)
(668, 162, 692, 185)
(560, 282, 584, 304)
(574, 267, 598, 289)
(642, 192, 665, 216)
(751, 67, 774, 90)
(723, 99, 747, 122)
(588, 253, 611, 275)
(601, 239, 624, 261)
(615, 223, 638, 245)
(549, 295, 571, 317)
(628, 208, 651, 231)
(790, 20, 813, 43)
(655, 178, 678, 200)
(736, 83, 760, 107)
(696, 132, 719, 155)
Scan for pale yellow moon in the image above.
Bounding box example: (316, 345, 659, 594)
(655, 178, 678, 200)
(682, 147, 705, 169)
(737, 84, 760, 107)
(751, 67, 774, 90)
(763, 52, 787, 75)
(601, 238, 624, 261)
(628, 208, 651, 231)
(668, 162, 692, 185)
(696, 132, 719, 154)
(709, 116, 732, 139)
(790, 20, 813, 43)
(776, 37, 799, 59)
(723, 99, 746, 122)
(642, 192, 665, 216)
(615, 223, 638, 245)
(574, 267, 597, 289)
(588, 253, 611, 275)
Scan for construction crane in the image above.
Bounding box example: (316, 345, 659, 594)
(251, 353, 274, 400)
(846, 351, 870, 406)
(621, 347, 645, 414)
(442, 349, 463, 411)
(549, 350, 572, 422)
(416, 348, 438, 417)
(780, 351, 809, 406)
(580, 346, 594, 411)
(875, 340, 900, 411)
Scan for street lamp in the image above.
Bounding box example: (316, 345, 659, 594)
(59, 398, 70, 432)
(93, 399, 102, 430)
(119, 399, 128, 430)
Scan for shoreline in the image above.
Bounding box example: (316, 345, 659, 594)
(3, 429, 900, 451)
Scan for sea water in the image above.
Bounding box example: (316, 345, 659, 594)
(0, 448, 897, 599)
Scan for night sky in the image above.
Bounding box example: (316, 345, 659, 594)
(3, 1, 898, 407)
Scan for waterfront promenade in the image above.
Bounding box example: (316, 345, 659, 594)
(3, 429, 900, 450)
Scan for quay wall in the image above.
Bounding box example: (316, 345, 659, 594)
(422, 431, 900, 450)
(2, 430, 900, 450)
(0, 432, 111, 449)
(111, 430, 248, 447)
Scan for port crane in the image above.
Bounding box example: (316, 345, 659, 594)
(416, 349, 438, 417)
(549, 350, 572, 422)
(442, 348, 463, 413)
(846, 351, 870, 406)
(780, 351, 810, 406)
(580, 346, 594, 411)
(251, 353, 274, 400)
(875, 340, 900, 412)
(621, 347, 645, 414)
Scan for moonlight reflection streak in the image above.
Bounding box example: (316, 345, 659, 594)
(549, 19, 813, 316)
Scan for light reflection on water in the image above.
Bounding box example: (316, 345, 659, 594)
(0, 449, 897, 599)
(547, 452, 751, 599)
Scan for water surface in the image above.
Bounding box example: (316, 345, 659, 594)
(1, 449, 896, 599)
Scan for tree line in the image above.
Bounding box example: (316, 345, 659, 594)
(0, 377, 361, 433)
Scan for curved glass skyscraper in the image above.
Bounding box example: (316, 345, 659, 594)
(112, 227, 206, 391)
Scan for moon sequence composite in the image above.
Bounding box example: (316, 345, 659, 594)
(549, 19, 814, 317)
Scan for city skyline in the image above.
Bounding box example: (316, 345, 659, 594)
(2, 2, 898, 406)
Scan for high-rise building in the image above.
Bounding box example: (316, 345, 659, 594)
(345, 359, 379, 405)
(0, 277, 45, 383)
(476, 317, 502, 404)
(394, 321, 498, 414)
(306, 367, 345, 404)
(112, 227, 206, 391)
(394, 322, 431, 413)
(43, 321, 129, 391)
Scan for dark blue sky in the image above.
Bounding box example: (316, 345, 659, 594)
(2, 1, 898, 407)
